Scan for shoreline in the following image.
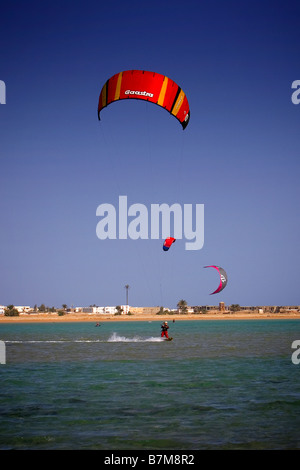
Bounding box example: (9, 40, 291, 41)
(1, 312, 300, 323)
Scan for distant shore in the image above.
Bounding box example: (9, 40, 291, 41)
(1, 311, 300, 323)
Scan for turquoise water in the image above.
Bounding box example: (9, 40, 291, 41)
(0, 319, 300, 449)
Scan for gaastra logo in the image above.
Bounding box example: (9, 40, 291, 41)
(125, 90, 154, 98)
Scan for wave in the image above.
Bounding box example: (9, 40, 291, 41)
(6, 334, 164, 344)
(107, 332, 164, 343)
(6, 340, 103, 343)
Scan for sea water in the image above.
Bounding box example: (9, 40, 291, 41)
(0, 319, 300, 450)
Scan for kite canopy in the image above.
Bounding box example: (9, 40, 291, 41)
(204, 265, 228, 294)
(98, 70, 190, 129)
(163, 237, 176, 251)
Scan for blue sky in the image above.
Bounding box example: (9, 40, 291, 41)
(0, 0, 299, 309)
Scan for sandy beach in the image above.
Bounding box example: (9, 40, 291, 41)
(1, 311, 300, 323)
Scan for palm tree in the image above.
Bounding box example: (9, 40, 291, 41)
(115, 305, 124, 315)
(177, 299, 188, 314)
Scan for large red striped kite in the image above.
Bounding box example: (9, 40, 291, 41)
(98, 70, 190, 129)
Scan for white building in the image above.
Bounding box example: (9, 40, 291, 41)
(104, 306, 118, 314)
(80, 306, 129, 315)
(81, 307, 104, 314)
(15, 306, 31, 314)
(0, 305, 31, 315)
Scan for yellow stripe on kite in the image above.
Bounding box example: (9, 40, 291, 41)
(157, 76, 168, 107)
(172, 89, 185, 116)
(101, 82, 107, 108)
(114, 72, 123, 100)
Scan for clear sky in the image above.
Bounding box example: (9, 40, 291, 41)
(0, 0, 299, 309)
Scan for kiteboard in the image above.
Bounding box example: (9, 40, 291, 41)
(164, 337, 173, 341)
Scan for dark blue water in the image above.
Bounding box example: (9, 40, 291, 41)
(0, 320, 300, 449)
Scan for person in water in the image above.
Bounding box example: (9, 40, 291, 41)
(161, 321, 169, 339)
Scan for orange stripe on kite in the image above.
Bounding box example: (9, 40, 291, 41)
(171, 89, 186, 117)
(114, 72, 123, 101)
(157, 76, 169, 107)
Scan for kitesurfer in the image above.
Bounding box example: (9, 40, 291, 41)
(161, 321, 169, 339)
